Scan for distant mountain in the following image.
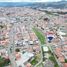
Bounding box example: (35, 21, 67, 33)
(0, 1, 67, 9)
(0, 2, 33, 7)
(30, 1, 67, 9)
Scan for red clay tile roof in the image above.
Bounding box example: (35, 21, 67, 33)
(58, 56, 65, 62)
(63, 63, 67, 67)
(55, 47, 63, 57)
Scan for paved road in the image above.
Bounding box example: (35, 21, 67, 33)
(44, 59, 54, 67)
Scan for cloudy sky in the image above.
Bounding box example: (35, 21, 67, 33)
(0, 0, 63, 2)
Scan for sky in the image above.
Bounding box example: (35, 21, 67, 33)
(0, 0, 63, 2)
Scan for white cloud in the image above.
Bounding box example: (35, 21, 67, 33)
(0, 0, 61, 2)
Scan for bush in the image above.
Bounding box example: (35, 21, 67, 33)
(0, 56, 10, 67)
(65, 59, 67, 63)
(15, 48, 20, 52)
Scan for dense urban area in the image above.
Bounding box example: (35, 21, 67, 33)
(0, 2, 67, 67)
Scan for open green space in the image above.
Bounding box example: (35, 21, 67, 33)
(33, 28, 46, 44)
(48, 47, 59, 67)
(0, 56, 10, 67)
(49, 55, 59, 67)
(33, 27, 59, 67)
(30, 57, 38, 65)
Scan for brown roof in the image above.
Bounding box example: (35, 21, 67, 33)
(63, 63, 67, 67)
(58, 56, 65, 62)
(55, 47, 63, 57)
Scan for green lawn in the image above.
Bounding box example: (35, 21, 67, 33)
(49, 55, 59, 67)
(33, 28, 46, 44)
(30, 58, 38, 65)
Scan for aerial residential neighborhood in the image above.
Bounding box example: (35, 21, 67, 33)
(0, 0, 67, 67)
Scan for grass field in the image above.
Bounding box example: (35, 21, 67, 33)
(33, 28, 46, 45)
